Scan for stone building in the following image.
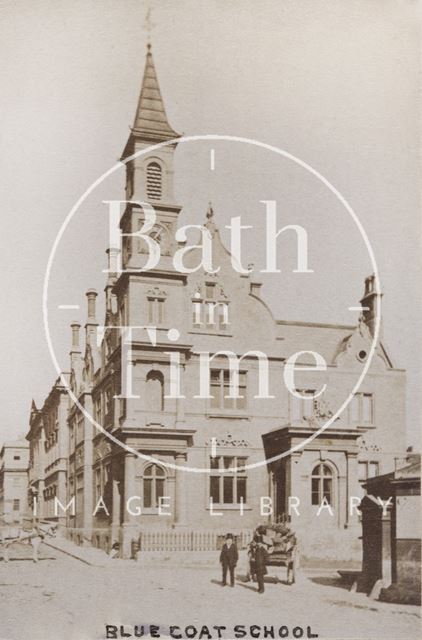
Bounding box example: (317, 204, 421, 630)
(27, 45, 407, 559)
(0, 439, 29, 522)
(27, 378, 69, 528)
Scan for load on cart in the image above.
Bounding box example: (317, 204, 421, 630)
(246, 521, 297, 585)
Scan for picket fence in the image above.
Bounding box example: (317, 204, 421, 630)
(139, 529, 253, 552)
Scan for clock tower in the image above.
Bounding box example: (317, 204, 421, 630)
(110, 43, 191, 418)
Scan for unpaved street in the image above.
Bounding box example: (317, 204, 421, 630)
(0, 547, 420, 640)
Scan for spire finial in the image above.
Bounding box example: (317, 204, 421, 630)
(121, 12, 180, 159)
(143, 6, 156, 46)
(205, 202, 217, 235)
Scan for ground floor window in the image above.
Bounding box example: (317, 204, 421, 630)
(143, 464, 165, 509)
(209, 456, 247, 505)
(311, 463, 333, 506)
(13, 499, 20, 511)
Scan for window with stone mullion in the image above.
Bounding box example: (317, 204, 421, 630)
(210, 369, 247, 410)
(209, 455, 247, 505)
(147, 297, 165, 325)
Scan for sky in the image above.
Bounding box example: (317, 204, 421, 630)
(1, 0, 421, 446)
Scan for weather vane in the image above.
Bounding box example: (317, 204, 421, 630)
(143, 5, 156, 45)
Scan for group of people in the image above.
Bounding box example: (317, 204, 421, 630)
(219, 532, 268, 594)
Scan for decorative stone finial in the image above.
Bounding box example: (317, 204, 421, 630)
(206, 202, 214, 220)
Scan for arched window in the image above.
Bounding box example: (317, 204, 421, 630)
(311, 463, 333, 506)
(146, 370, 164, 412)
(146, 162, 162, 200)
(143, 464, 165, 508)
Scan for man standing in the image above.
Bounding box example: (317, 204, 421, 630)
(254, 534, 268, 594)
(219, 533, 238, 587)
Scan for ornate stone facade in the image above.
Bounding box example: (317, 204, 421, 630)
(26, 45, 407, 560)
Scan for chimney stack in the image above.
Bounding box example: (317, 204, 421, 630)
(70, 321, 82, 369)
(70, 321, 81, 351)
(86, 289, 98, 321)
(85, 289, 99, 349)
(106, 247, 120, 276)
(360, 274, 383, 340)
(105, 249, 120, 315)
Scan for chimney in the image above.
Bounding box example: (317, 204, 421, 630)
(70, 321, 81, 366)
(360, 274, 383, 340)
(105, 248, 119, 314)
(106, 247, 120, 277)
(86, 288, 98, 320)
(71, 321, 81, 350)
(85, 289, 98, 348)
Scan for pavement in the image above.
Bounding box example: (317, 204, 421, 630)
(41, 538, 361, 571)
(43, 535, 112, 566)
(0, 543, 419, 640)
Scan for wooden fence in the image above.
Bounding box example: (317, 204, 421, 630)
(139, 529, 253, 552)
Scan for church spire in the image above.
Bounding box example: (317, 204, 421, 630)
(125, 44, 179, 154)
(118, 41, 182, 272)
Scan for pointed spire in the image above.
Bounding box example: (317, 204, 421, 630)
(131, 44, 180, 143)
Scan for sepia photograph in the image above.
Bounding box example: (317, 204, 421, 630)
(0, 1, 421, 639)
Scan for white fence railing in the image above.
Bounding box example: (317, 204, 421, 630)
(139, 529, 253, 552)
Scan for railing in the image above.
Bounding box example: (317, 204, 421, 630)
(394, 454, 420, 472)
(139, 529, 253, 552)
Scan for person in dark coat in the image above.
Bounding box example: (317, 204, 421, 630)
(219, 533, 238, 587)
(247, 539, 258, 581)
(253, 534, 267, 594)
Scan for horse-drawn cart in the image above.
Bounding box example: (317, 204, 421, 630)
(265, 546, 296, 585)
(245, 523, 297, 585)
(0, 518, 57, 563)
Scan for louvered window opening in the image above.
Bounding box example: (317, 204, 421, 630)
(146, 162, 162, 200)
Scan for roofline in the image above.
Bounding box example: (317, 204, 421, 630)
(0, 441, 30, 457)
(40, 373, 71, 408)
(277, 319, 356, 330)
(121, 129, 180, 161)
(1, 440, 29, 448)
